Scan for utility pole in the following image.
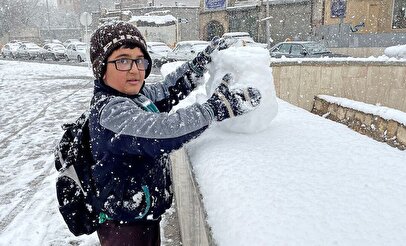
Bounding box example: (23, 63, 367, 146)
(46, 0, 52, 38)
(120, 0, 123, 20)
(266, 0, 270, 48)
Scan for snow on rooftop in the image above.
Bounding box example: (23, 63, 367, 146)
(129, 14, 177, 25)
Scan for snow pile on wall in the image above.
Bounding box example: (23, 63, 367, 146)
(384, 44, 406, 59)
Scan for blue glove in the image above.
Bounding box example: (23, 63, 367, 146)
(204, 74, 262, 122)
(188, 36, 231, 76)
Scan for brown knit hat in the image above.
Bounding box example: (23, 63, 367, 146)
(90, 21, 152, 79)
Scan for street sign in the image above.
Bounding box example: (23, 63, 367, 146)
(80, 12, 92, 69)
(205, 0, 226, 10)
(80, 12, 92, 26)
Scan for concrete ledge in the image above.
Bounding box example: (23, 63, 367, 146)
(170, 149, 215, 246)
(270, 59, 406, 67)
(311, 95, 406, 150)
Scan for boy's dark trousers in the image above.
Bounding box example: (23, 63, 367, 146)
(97, 219, 161, 246)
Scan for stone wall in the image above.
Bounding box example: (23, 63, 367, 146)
(272, 60, 406, 113)
(170, 149, 214, 246)
(311, 96, 406, 150)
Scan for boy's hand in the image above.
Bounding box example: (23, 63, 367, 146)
(204, 74, 262, 122)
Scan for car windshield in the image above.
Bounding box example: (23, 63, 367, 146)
(303, 42, 330, 54)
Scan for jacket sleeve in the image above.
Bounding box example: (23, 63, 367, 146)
(141, 62, 203, 112)
(99, 97, 215, 157)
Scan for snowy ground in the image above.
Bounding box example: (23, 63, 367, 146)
(1, 58, 406, 246)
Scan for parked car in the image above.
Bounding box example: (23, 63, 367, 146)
(14, 43, 42, 59)
(1, 42, 22, 58)
(63, 39, 81, 48)
(65, 42, 87, 62)
(147, 42, 172, 67)
(40, 43, 66, 61)
(166, 41, 209, 62)
(222, 32, 267, 48)
(269, 41, 348, 58)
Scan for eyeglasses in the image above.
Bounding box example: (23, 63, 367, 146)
(107, 58, 149, 71)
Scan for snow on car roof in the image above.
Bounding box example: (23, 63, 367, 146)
(176, 40, 209, 46)
(147, 42, 168, 46)
(222, 32, 251, 37)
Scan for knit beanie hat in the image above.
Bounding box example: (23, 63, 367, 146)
(90, 21, 152, 79)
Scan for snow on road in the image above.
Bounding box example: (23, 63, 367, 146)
(0, 60, 97, 245)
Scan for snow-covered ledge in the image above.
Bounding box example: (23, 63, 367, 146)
(312, 95, 406, 150)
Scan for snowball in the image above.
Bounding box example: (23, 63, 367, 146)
(205, 46, 278, 133)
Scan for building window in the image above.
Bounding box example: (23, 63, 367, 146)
(393, 0, 406, 29)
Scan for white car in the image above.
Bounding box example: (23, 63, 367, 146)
(147, 42, 172, 67)
(222, 32, 267, 48)
(14, 43, 42, 59)
(40, 43, 66, 61)
(1, 42, 21, 58)
(166, 41, 209, 62)
(65, 42, 87, 62)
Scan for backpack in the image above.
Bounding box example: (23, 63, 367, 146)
(54, 111, 100, 236)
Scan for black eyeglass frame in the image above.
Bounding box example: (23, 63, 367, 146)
(107, 58, 149, 71)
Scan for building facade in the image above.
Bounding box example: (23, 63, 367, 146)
(93, 6, 200, 44)
(314, 0, 406, 47)
(199, 0, 312, 44)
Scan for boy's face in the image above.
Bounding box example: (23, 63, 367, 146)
(103, 47, 146, 95)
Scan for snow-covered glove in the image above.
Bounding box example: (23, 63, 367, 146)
(188, 36, 231, 76)
(204, 74, 262, 122)
(168, 71, 199, 105)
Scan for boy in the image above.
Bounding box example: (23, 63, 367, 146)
(89, 21, 261, 245)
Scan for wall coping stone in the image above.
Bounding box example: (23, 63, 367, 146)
(270, 59, 406, 66)
(312, 95, 406, 150)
